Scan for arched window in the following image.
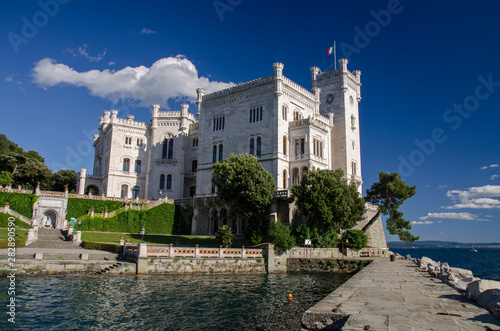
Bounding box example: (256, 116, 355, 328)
(256, 137, 261, 157)
(135, 160, 141, 173)
(282, 105, 287, 121)
(168, 139, 174, 159)
(162, 139, 168, 159)
(120, 185, 128, 198)
(213, 145, 217, 163)
(292, 168, 299, 185)
(123, 158, 130, 172)
(352, 161, 357, 176)
(159, 174, 165, 190)
(249, 138, 254, 155)
(218, 144, 223, 161)
(132, 186, 140, 199)
(192, 160, 197, 172)
(283, 169, 287, 189)
(283, 135, 287, 156)
(166, 174, 172, 190)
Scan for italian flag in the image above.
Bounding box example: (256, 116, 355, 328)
(327, 45, 334, 56)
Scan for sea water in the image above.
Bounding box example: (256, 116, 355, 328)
(390, 247, 500, 281)
(0, 273, 351, 330)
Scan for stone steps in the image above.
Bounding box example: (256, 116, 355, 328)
(28, 229, 80, 249)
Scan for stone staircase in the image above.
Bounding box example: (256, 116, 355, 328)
(28, 228, 79, 249)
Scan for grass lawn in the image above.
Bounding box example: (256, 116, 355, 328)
(82, 231, 219, 247)
(0, 228, 28, 240)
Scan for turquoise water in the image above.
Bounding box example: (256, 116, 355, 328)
(0, 273, 352, 330)
(390, 247, 500, 281)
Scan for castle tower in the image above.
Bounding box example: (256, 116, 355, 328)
(312, 58, 363, 192)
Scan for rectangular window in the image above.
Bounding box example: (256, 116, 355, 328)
(135, 160, 141, 173)
(249, 107, 263, 123)
(300, 138, 305, 155)
(213, 116, 225, 132)
(294, 139, 299, 155)
(125, 137, 132, 145)
(137, 139, 143, 147)
(123, 158, 130, 172)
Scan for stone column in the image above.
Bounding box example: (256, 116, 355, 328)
(78, 169, 86, 195)
(73, 231, 82, 244)
(195, 244, 199, 258)
(169, 243, 174, 258)
(219, 245, 223, 258)
(242, 246, 246, 259)
(138, 243, 148, 258)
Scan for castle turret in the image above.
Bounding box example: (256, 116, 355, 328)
(273, 62, 284, 97)
(310, 66, 320, 88)
(180, 103, 189, 131)
(196, 88, 205, 117)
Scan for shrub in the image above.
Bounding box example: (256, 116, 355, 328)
(270, 221, 295, 252)
(314, 228, 338, 248)
(249, 228, 263, 245)
(0, 238, 26, 248)
(75, 203, 176, 234)
(0, 213, 31, 228)
(0, 192, 38, 218)
(293, 222, 311, 246)
(343, 229, 368, 250)
(66, 198, 124, 219)
(81, 241, 123, 253)
(217, 225, 234, 248)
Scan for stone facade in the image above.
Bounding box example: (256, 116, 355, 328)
(78, 59, 372, 237)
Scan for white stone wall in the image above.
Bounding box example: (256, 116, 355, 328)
(80, 59, 364, 213)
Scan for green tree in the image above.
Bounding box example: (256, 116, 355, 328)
(217, 225, 234, 248)
(212, 153, 275, 240)
(0, 171, 13, 186)
(270, 221, 295, 252)
(343, 229, 368, 250)
(13, 158, 52, 190)
(51, 169, 78, 192)
(365, 171, 419, 242)
(292, 169, 365, 232)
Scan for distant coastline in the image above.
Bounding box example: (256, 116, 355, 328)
(388, 241, 500, 249)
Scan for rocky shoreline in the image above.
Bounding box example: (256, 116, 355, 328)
(397, 253, 500, 320)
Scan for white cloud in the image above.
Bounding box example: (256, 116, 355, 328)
(64, 44, 106, 62)
(141, 28, 157, 35)
(108, 61, 116, 66)
(412, 221, 433, 225)
(442, 197, 500, 209)
(31, 55, 235, 108)
(5, 74, 15, 82)
(481, 164, 499, 170)
(447, 185, 500, 201)
(438, 184, 448, 189)
(491, 175, 499, 180)
(419, 212, 477, 220)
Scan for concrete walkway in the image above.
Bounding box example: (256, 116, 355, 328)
(302, 258, 500, 330)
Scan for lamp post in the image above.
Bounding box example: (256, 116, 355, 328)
(140, 226, 145, 243)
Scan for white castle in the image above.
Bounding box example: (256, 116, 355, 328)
(77, 59, 381, 241)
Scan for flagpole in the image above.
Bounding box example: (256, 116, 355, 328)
(334, 40, 337, 70)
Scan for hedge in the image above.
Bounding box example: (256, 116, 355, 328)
(77, 203, 176, 234)
(0, 238, 26, 248)
(0, 192, 38, 218)
(0, 213, 31, 229)
(82, 241, 123, 253)
(66, 198, 126, 219)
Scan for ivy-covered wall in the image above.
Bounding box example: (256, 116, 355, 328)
(66, 198, 126, 219)
(77, 203, 178, 234)
(0, 192, 38, 218)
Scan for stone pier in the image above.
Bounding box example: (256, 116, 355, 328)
(302, 259, 500, 330)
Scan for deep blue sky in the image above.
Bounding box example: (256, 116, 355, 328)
(1, 0, 499, 243)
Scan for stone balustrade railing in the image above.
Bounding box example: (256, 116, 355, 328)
(124, 244, 263, 259)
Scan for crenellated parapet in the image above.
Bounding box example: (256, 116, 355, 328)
(202, 75, 273, 102)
